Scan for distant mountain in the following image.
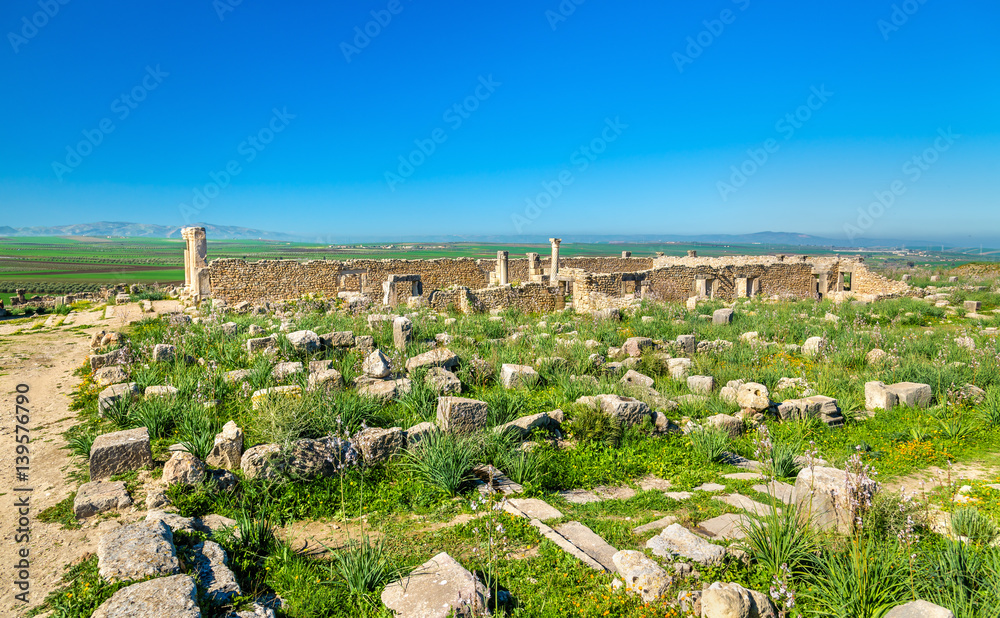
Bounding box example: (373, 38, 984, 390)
(1, 221, 302, 241)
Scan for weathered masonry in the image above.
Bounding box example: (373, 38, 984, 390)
(181, 228, 911, 312)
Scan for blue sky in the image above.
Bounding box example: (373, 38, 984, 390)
(1, 0, 997, 243)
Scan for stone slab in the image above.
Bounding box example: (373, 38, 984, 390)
(695, 513, 750, 541)
(504, 498, 563, 521)
(554, 521, 618, 572)
(558, 488, 601, 504)
(753, 481, 795, 505)
(632, 515, 678, 536)
(713, 493, 779, 517)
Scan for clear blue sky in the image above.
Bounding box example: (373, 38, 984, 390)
(1, 0, 997, 243)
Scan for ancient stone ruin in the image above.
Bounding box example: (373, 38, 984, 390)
(180, 227, 911, 312)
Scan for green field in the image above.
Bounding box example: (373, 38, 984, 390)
(0, 236, 993, 296)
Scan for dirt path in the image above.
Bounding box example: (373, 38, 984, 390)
(0, 301, 180, 617)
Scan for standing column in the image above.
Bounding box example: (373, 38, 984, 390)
(549, 238, 562, 282)
(497, 250, 509, 285)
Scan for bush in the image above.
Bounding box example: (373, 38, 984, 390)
(326, 535, 398, 597)
(565, 404, 622, 447)
(689, 425, 730, 463)
(402, 431, 478, 496)
(803, 537, 908, 618)
(740, 502, 816, 577)
(951, 507, 999, 544)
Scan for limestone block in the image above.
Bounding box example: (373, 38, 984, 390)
(436, 396, 488, 435)
(90, 427, 152, 481)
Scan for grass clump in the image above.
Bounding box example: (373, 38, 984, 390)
(689, 424, 730, 463)
(402, 431, 478, 496)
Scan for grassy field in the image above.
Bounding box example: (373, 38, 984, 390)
(3, 236, 995, 298)
(30, 278, 1000, 618)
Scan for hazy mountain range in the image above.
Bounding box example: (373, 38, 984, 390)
(0, 222, 994, 252)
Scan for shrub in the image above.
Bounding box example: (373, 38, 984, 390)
(980, 388, 1000, 428)
(565, 404, 622, 447)
(951, 507, 999, 544)
(326, 535, 398, 597)
(689, 425, 730, 463)
(802, 536, 908, 618)
(740, 502, 816, 577)
(402, 431, 478, 496)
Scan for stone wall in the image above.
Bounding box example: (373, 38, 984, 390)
(204, 250, 909, 311)
(427, 284, 564, 314)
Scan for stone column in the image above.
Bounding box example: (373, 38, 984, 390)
(549, 238, 562, 281)
(621, 251, 631, 258)
(496, 251, 509, 285)
(687, 250, 698, 257)
(181, 227, 208, 298)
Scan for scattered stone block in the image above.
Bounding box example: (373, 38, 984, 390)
(320, 330, 355, 348)
(753, 481, 794, 505)
(713, 308, 734, 325)
(964, 300, 982, 312)
(392, 316, 412, 351)
(271, 361, 303, 381)
(144, 385, 178, 399)
(622, 336, 654, 357)
(702, 582, 776, 618)
(705, 414, 743, 438)
(885, 600, 956, 618)
(90, 427, 152, 481)
(94, 365, 129, 387)
(241, 443, 281, 480)
(421, 366, 460, 394)
(613, 550, 671, 603)
(193, 540, 242, 605)
(162, 451, 206, 486)
(404, 421, 438, 448)
(91, 574, 199, 618)
(358, 377, 412, 399)
(206, 421, 244, 470)
(886, 381, 933, 408)
(354, 426, 405, 465)
(803, 336, 827, 357)
(688, 375, 715, 394)
(363, 349, 392, 378)
(98, 519, 180, 582)
(736, 382, 770, 411)
(646, 524, 725, 565)
(251, 385, 301, 409)
(224, 369, 251, 384)
(620, 369, 655, 388)
(308, 368, 344, 392)
(793, 466, 855, 534)
(286, 329, 320, 354)
(98, 382, 140, 414)
(246, 335, 277, 354)
(677, 334, 696, 354)
(558, 488, 602, 504)
(500, 363, 540, 388)
(865, 381, 897, 411)
(405, 347, 459, 372)
(381, 552, 488, 618)
(667, 357, 692, 379)
(74, 480, 132, 518)
(436, 396, 488, 435)
(152, 343, 176, 363)
(495, 411, 556, 439)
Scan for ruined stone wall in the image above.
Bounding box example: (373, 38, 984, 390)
(208, 259, 347, 304)
(427, 284, 564, 314)
(348, 258, 491, 296)
(850, 262, 912, 297)
(504, 256, 653, 282)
